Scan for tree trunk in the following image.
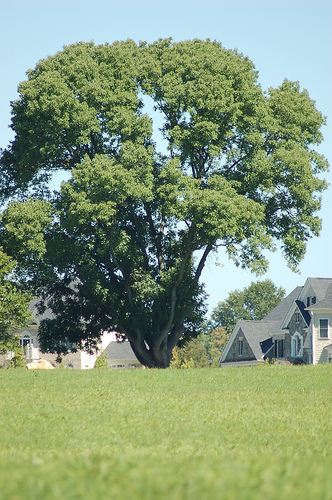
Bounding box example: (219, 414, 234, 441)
(129, 336, 173, 368)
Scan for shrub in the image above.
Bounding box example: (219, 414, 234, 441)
(94, 352, 109, 369)
(8, 338, 25, 368)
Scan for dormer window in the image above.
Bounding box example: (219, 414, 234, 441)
(307, 296, 316, 307)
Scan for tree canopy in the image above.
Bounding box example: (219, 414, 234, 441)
(0, 39, 328, 367)
(209, 279, 286, 334)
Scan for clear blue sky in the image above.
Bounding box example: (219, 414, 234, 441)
(1, 0, 331, 314)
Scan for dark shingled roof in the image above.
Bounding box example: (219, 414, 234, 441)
(237, 320, 276, 360)
(263, 286, 302, 326)
(306, 278, 332, 303)
(307, 282, 332, 310)
(295, 300, 311, 326)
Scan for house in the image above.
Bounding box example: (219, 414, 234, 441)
(0, 299, 141, 370)
(103, 340, 142, 369)
(219, 278, 332, 366)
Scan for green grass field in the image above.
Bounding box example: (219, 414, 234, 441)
(0, 364, 331, 499)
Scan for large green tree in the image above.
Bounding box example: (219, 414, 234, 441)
(0, 39, 328, 367)
(209, 279, 286, 334)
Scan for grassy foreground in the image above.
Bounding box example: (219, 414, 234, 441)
(0, 365, 331, 499)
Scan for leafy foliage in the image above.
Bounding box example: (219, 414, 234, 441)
(171, 326, 230, 367)
(170, 338, 210, 368)
(0, 40, 328, 367)
(200, 326, 231, 363)
(209, 279, 286, 333)
(0, 247, 32, 355)
(94, 352, 109, 370)
(8, 337, 26, 368)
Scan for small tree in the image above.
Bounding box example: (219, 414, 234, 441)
(94, 351, 109, 369)
(209, 279, 285, 334)
(170, 338, 209, 368)
(0, 247, 31, 358)
(9, 337, 26, 368)
(200, 326, 231, 365)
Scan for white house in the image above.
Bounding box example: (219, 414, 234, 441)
(1, 300, 141, 369)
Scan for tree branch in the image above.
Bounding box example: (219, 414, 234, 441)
(195, 244, 213, 282)
(108, 223, 133, 307)
(167, 320, 186, 352)
(157, 225, 196, 343)
(144, 203, 166, 271)
(163, 243, 213, 352)
(224, 153, 250, 173)
(129, 203, 149, 269)
(89, 131, 98, 157)
(126, 329, 155, 367)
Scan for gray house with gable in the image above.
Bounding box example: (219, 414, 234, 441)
(220, 278, 332, 366)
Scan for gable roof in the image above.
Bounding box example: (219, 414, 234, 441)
(104, 341, 138, 361)
(300, 278, 332, 304)
(239, 320, 275, 360)
(263, 286, 302, 326)
(307, 283, 332, 310)
(220, 319, 276, 362)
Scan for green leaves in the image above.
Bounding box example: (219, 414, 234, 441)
(209, 279, 286, 334)
(1, 199, 52, 262)
(0, 247, 32, 349)
(156, 160, 271, 272)
(266, 80, 326, 146)
(141, 39, 263, 177)
(0, 39, 329, 367)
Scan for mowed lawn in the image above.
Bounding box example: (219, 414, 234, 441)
(0, 365, 331, 499)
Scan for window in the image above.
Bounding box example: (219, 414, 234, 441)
(307, 296, 316, 307)
(20, 335, 33, 349)
(275, 339, 284, 358)
(291, 333, 303, 357)
(319, 319, 329, 339)
(239, 340, 243, 356)
(295, 312, 300, 323)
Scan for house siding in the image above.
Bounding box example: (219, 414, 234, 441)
(223, 328, 256, 362)
(108, 359, 142, 369)
(0, 348, 82, 369)
(311, 311, 332, 365)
